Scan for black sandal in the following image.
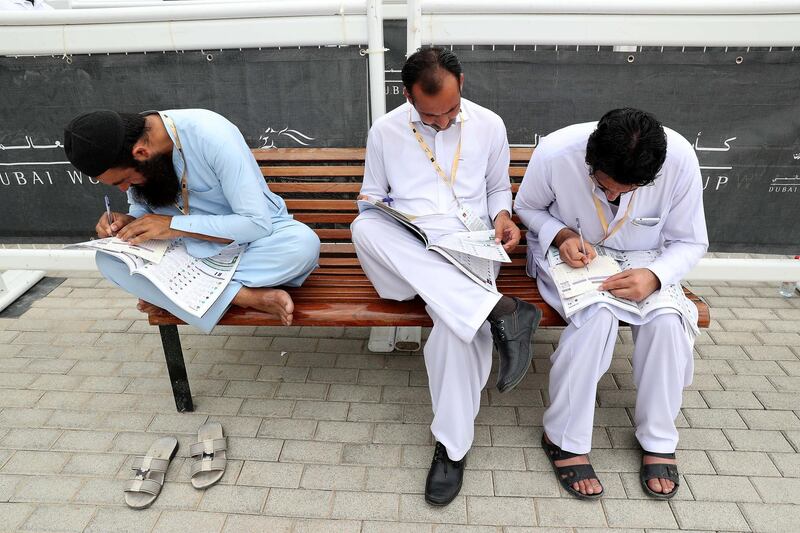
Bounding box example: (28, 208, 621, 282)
(541, 434, 604, 500)
(640, 450, 680, 499)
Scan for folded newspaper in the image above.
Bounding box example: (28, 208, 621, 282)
(357, 198, 510, 293)
(546, 245, 699, 335)
(66, 238, 243, 318)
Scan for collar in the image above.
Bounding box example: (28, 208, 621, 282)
(408, 99, 470, 126)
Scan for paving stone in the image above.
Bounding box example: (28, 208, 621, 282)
(52, 430, 116, 452)
(3, 502, 35, 531)
(12, 475, 83, 503)
(684, 474, 762, 502)
(314, 421, 373, 443)
(358, 369, 410, 386)
(280, 440, 342, 464)
(749, 476, 800, 504)
(724, 429, 794, 452)
(153, 510, 227, 533)
(341, 444, 401, 467)
(0, 428, 61, 450)
(148, 481, 204, 511)
(77, 375, 132, 393)
(707, 450, 781, 476)
(695, 344, 749, 360)
(256, 365, 310, 383)
(744, 345, 798, 360)
(331, 490, 398, 521)
(221, 515, 295, 533)
(61, 452, 126, 477)
(373, 422, 430, 445)
(239, 399, 294, 417)
(770, 375, 800, 392)
(399, 493, 467, 524)
(536, 498, 606, 527)
(671, 501, 750, 531)
(264, 488, 334, 518)
(683, 408, 747, 428)
(602, 499, 678, 528)
(327, 384, 382, 402)
(740, 503, 800, 533)
(19, 503, 96, 532)
(226, 437, 283, 461)
(301, 464, 366, 491)
(222, 380, 278, 399)
(307, 367, 359, 384)
(467, 446, 526, 470)
(465, 495, 535, 526)
(363, 522, 433, 533)
(382, 385, 432, 404)
(348, 403, 404, 422)
(0, 408, 52, 429)
(1, 450, 69, 474)
(258, 418, 317, 440)
(237, 460, 303, 488)
(276, 382, 329, 400)
(738, 409, 800, 430)
(701, 390, 763, 409)
(293, 400, 349, 421)
(197, 484, 268, 513)
(756, 331, 800, 346)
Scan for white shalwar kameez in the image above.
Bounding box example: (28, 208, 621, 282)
(514, 122, 708, 454)
(351, 99, 512, 461)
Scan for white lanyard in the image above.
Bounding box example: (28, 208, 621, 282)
(408, 109, 488, 232)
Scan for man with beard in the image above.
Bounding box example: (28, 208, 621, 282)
(63, 109, 320, 333)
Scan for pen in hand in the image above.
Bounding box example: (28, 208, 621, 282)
(576, 217, 589, 269)
(104, 195, 114, 236)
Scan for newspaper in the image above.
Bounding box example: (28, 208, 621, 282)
(67, 239, 242, 318)
(546, 245, 699, 335)
(357, 199, 510, 293)
(66, 237, 169, 264)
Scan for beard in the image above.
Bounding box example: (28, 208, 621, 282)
(129, 152, 181, 208)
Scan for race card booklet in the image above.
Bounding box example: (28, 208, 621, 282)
(357, 198, 511, 294)
(67, 238, 243, 318)
(546, 245, 699, 334)
(66, 237, 169, 264)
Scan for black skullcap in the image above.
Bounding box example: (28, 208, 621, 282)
(63, 110, 126, 177)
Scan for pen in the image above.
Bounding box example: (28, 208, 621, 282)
(576, 217, 586, 257)
(104, 195, 114, 233)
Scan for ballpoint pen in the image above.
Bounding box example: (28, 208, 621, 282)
(576, 217, 589, 271)
(104, 195, 114, 234)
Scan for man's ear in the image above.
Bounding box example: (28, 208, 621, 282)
(459, 73, 464, 93)
(131, 139, 150, 162)
(402, 86, 412, 104)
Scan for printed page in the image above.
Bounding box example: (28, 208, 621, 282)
(431, 248, 498, 294)
(136, 241, 243, 318)
(432, 230, 511, 262)
(547, 246, 621, 299)
(562, 287, 641, 318)
(356, 199, 429, 245)
(638, 284, 700, 335)
(66, 237, 169, 264)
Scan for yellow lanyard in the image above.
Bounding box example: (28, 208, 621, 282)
(408, 111, 463, 188)
(590, 178, 636, 243)
(161, 114, 190, 215)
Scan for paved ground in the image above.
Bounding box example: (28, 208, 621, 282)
(1, 268, 799, 532)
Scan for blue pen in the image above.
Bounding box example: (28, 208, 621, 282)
(104, 195, 114, 232)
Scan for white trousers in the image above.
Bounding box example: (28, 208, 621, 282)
(543, 309, 694, 454)
(351, 210, 500, 460)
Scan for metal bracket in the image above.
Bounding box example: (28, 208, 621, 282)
(0, 270, 46, 313)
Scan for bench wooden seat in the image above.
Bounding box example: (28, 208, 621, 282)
(147, 147, 710, 412)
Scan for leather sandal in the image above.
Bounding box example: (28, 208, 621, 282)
(541, 434, 604, 500)
(640, 450, 680, 499)
(190, 421, 227, 489)
(124, 436, 178, 509)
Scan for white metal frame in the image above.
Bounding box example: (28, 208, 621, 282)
(406, 0, 800, 53)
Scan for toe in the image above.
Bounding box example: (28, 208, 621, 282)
(591, 478, 603, 494)
(572, 481, 581, 493)
(662, 479, 674, 493)
(648, 478, 663, 493)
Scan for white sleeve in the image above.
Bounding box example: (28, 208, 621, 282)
(514, 149, 568, 256)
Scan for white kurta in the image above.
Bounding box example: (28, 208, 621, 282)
(514, 122, 708, 454)
(352, 98, 512, 460)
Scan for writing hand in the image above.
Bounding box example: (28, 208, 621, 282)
(95, 212, 135, 238)
(115, 214, 178, 244)
(599, 268, 661, 302)
(555, 229, 597, 268)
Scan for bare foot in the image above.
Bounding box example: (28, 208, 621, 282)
(136, 299, 161, 314)
(544, 434, 603, 496)
(233, 287, 294, 326)
(643, 454, 677, 494)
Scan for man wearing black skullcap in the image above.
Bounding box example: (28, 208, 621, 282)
(64, 109, 320, 332)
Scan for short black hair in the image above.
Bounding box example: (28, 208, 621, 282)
(401, 47, 462, 96)
(585, 108, 667, 187)
(111, 113, 147, 168)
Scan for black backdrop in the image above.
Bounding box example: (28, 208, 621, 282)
(2, 23, 798, 252)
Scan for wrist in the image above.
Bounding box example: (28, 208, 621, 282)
(493, 210, 511, 223)
(554, 227, 578, 248)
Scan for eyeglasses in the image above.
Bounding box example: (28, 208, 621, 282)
(590, 172, 639, 196)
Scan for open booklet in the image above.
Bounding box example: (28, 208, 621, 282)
(546, 245, 699, 335)
(66, 238, 243, 318)
(357, 198, 510, 293)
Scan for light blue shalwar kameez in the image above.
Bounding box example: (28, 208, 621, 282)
(97, 109, 320, 333)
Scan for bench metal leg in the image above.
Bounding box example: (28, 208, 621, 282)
(158, 324, 194, 412)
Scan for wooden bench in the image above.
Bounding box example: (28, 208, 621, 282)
(148, 147, 711, 412)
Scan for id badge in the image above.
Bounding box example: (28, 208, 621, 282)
(457, 202, 489, 232)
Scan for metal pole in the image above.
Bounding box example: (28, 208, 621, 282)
(367, 0, 386, 123)
(407, 0, 421, 56)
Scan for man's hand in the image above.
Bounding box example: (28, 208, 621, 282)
(96, 212, 135, 238)
(493, 211, 521, 252)
(599, 268, 661, 302)
(554, 228, 597, 268)
(116, 214, 179, 244)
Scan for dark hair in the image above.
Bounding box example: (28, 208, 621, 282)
(585, 108, 667, 186)
(110, 113, 147, 168)
(401, 47, 462, 95)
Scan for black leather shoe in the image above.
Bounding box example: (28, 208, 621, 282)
(425, 442, 465, 506)
(489, 297, 542, 393)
